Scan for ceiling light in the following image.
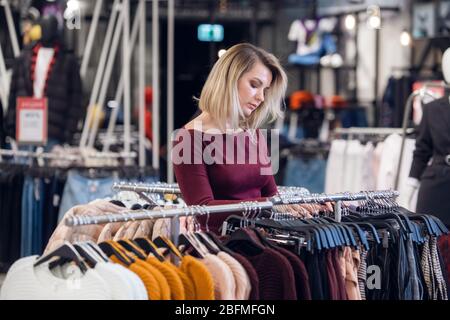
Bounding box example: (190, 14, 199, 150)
(400, 30, 411, 46)
(345, 14, 356, 30)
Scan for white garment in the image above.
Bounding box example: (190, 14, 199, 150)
(288, 19, 321, 56)
(288, 18, 337, 56)
(397, 138, 418, 210)
(33, 47, 54, 98)
(361, 142, 376, 191)
(376, 134, 403, 190)
(94, 263, 134, 300)
(217, 252, 251, 300)
(110, 263, 148, 300)
(325, 139, 346, 193)
(342, 140, 365, 192)
(0, 256, 111, 300)
(373, 141, 384, 187)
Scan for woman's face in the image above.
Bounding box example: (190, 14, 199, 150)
(237, 61, 272, 118)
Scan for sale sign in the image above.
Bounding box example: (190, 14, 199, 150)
(16, 97, 48, 145)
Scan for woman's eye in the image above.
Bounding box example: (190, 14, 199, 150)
(251, 82, 258, 88)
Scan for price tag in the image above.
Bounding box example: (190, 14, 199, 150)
(16, 97, 48, 145)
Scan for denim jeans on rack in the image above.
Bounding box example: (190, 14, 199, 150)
(283, 156, 327, 193)
(21, 176, 34, 257)
(31, 177, 44, 255)
(21, 175, 45, 257)
(58, 169, 118, 222)
(397, 234, 413, 300)
(42, 171, 66, 250)
(406, 235, 423, 300)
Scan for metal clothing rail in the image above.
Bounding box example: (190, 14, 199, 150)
(334, 127, 415, 137)
(0, 149, 79, 161)
(65, 189, 400, 227)
(0, 148, 137, 160)
(112, 182, 311, 196)
(112, 182, 181, 194)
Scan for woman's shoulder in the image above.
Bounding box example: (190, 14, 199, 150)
(183, 113, 225, 133)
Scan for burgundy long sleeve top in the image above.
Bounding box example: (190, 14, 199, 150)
(172, 128, 278, 234)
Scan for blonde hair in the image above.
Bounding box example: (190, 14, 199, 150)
(198, 43, 287, 131)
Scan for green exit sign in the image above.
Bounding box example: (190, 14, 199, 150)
(197, 24, 224, 42)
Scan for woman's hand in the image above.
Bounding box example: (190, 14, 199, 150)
(274, 202, 334, 218)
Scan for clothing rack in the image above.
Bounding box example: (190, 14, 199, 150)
(0, 149, 80, 161)
(0, 148, 137, 161)
(333, 127, 415, 138)
(112, 182, 181, 195)
(65, 190, 400, 235)
(112, 182, 311, 197)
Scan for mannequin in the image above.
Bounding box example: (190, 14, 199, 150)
(39, 15, 59, 47)
(406, 47, 450, 226)
(406, 47, 450, 281)
(5, 14, 83, 147)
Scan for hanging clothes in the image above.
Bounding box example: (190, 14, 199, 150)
(5, 42, 83, 144)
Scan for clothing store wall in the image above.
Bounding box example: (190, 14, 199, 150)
(306, 0, 411, 126)
(274, 3, 316, 96)
(356, 3, 411, 101)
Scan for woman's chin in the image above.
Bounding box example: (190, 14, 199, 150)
(243, 107, 254, 118)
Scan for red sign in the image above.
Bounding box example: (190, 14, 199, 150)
(16, 97, 48, 145)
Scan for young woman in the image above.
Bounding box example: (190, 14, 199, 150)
(172, 43, 287, 234)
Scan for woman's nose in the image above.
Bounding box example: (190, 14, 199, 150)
(256, 89, 264, 102)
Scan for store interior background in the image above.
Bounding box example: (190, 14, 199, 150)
(0, 0, 448, 188)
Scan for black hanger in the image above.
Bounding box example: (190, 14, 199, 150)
(282, 218, 327, 250)
(195, 233, 220, 255)
(205, 231, 238, 256)
(72, 243, 100, 267)
(364, 220, 398, 245)
(225, 228, 266, 256)
(177, 232, 206, 258)
(337, 222, 357, 247)
(85, 241, 110, 262)
(344, 222, 368, 249)
(133, 238, 166, 262)
(283, 220, 323, 251)
(428, 215, 449, 235)
(34, 242, 88, 273)
(98, 241, 133, 266)
(152, 235, 185, 259)
(251, 218, 316, 252)
(320, 217, 351, 247)
(117, 239, 148, 260)
(406, 214, 435, 237)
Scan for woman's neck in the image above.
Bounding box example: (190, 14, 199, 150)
(188, 112, 244, 133)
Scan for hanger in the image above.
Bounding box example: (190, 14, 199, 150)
(193, 206, 221, 254)
(278, 219, 322, 251)
(117, 239, 148, 260)
(34, 242, 88, 274)
(133, 237, 166, 262)
(302, 200, 337, 248)
(98, 241, 133, 266)
(203, 231, 235, 255)
(72, 243, 101, 267)
(223, 205, 267, 256)
(293, 218, 329, 249)
(175, 207, 209, 258)
(85, 240, 110, 262)
(341, 214, 380, 245)
(342, 222, 368, 249)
